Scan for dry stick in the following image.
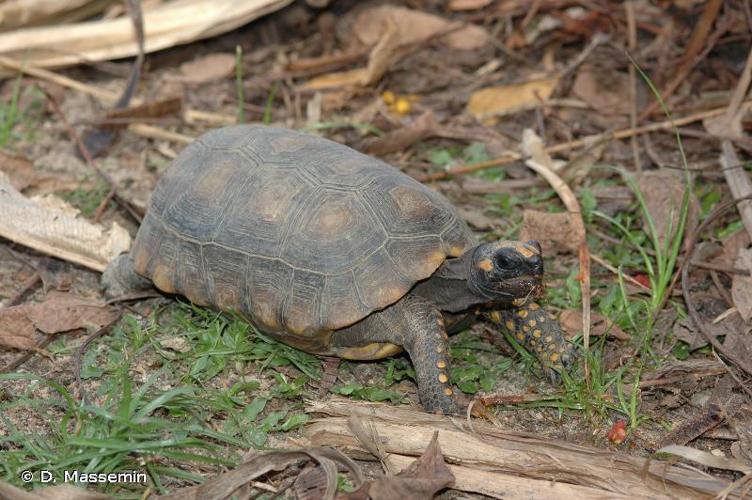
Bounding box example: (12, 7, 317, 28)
(0, 55, 193, 144)
(417, 100, 752, 182)
(41, 87, 143, 223)
(4, 273, 41, 307)
(682, 194, 752, 378)
(637, 0, 724, 121)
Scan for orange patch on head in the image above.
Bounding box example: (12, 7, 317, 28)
(478, 259, 493, 272)
(516, 242, 539, 258)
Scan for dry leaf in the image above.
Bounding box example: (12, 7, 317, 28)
(177, 53, 236, 84)
(0, 150, 37, 190)
(467, 77, 557, 122)
(637, 170, 698, 249)
(363, 111, 438, 155)
(0, 172, 130, 272)
(344, 432, 454, 500)
(518, 209, 584, 254)
(448, 0, 493, 10)
(0, 292, 118, 351)
(732, 248, 752, 322)
(352, 5, 489, 51)
(559, 309, 630, 340)
(572, 65, 631, 115)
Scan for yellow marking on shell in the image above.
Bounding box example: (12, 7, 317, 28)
(548, 344, 557, 352)
(505, 320, 515, 331)
(533, 329, 542, 338)
(436, 360, 447, 369)
(522, 325, 530, 332)
(517, 309, 528, 318)
(489, 311, 502, 324)
(436, 346, 444, 354)
(538, 315, 546, 322)
(512, 298, 526, 307)
(549, 312, 556, 320)
(528, 303, 540, 310)
(339, 342, 402, 360)
(528, 319, 537, 327)
(515, 243, 535, 258)
(550, 352, 560, 362)
(132, 248, 149, 275)
(478, 259, 493, 272)
(151, 264, 174, 293)
(545, 335, 553, 343)
(444, 388, 453, 396)
(449, 245, 465, 257)
(438, 373, 449, 383)
(516, 333, 525, 341)
(437, 316, 445, 327)
(529, 339, 537, 346)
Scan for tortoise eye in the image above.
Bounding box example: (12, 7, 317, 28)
(494, 251, 513, 269)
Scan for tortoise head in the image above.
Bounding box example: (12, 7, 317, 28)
(468, 240, 544, 304)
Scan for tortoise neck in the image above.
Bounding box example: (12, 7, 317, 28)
(411, 251, 486, 313)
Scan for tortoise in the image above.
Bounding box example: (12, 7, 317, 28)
(103, 125, 575, 414)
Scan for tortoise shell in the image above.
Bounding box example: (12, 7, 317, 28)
(131, 125, 476, 341)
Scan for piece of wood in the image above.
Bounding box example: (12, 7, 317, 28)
(304, 399, 739, 499)
(0, 0, 293, 72)
(386, 454, 631, 499)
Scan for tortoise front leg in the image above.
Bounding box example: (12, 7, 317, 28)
(487, 302, 576, 382)
(331, 294, 457, 415)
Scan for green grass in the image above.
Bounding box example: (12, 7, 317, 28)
(0, 304, 318, 494)
(0, 77, 45, 148)
(59, 178, 112, 218)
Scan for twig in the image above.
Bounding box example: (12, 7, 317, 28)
(638, 0, 724, 120)
(417, 100, 752, 182)
(682, 194, 752, 378)
(0, 335, 55, 374)
(589, 253, 651, 291)
(3, 273, 41, 307)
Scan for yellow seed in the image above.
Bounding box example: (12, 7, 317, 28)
(550, 352, 560, 362)
(394, 97, 411, 115)
(528, 319, 536, 327)
(382, 90, 396, 104)
(529, 303, 540, 310)
(489, 311, 502, 323)
(518, 309, 528, 318)
(533, 329, 542, 338)
(438, 373, 449, 383)
(505, 320, 515, 331)
(436, 360, 446, 369)
(444, 388, 453, 396)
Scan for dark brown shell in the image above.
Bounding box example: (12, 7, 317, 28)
(131, 125, 476, 337)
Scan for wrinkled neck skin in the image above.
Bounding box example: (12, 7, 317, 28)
(412, 249, 491, 313)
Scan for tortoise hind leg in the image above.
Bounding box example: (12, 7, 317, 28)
(101, 254, 152, 299)
(331, 294, 457, 415)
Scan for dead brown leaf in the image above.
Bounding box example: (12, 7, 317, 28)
(559, 309, 630, 340)
(732, 248, 752, 322)
(518, 209, 584, 254)
(448, 0, 493, 10)
(572, 65, 631, 115)
(176, 53, 236, 84)
(363, 111, 438, 155)
(0, 292, 118, 350)
(352, 5, 489, 51)
(155, 447, 362, 500)
(343, 431, 454, 500)
(637, 170, 698, 249)
(105, 96, 183, 126)
(0, 149, 38, 191)
(466, 77, 558, 123)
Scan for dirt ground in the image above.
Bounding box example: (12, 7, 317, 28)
(1, 0, 752, 498)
